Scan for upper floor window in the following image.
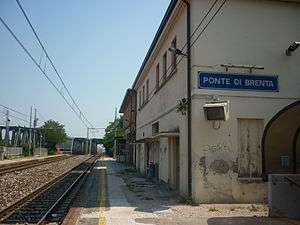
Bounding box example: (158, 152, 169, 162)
(156, 63, 160, 91)
(171, 37, 177, 72)
(163, 52, 167, 82)
(142, 85, 145, 104)
(146, 79, 149, 102)
(139, 90, 142, 108)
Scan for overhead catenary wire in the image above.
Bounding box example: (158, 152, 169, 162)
(0, 103, 28, 118)
(0, 110, 29, 123)
(15, 0, 94, 128)
(0, 16, 89, 128)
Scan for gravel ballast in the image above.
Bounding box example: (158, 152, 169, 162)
(0, 155, 90, 210)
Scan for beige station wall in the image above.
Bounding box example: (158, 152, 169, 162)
(134, 0, 300, 202)
(190, 0, 300, 203)
(135, 2, 189, 196)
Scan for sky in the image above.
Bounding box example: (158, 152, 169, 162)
(0, 0, 171, 138)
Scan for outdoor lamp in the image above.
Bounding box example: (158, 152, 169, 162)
(286, 41, 300, 56)
(168, 47, 187, 57)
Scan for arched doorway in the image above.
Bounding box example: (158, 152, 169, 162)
(262, 101, 300, 177)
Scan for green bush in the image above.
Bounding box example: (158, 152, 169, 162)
(22, 144, 33, 156)
(48, 147, 56, 155)
(0, 139, 5, 146)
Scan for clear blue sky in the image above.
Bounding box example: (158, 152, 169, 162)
(0, 0, 170, 138)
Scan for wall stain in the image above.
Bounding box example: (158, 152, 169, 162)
(198, 156, 208, 182)
(231, 160, 238, 173)
(209, 160, 230, 174)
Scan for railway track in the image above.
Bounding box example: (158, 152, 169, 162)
(0, 155, 74, 176)
(0, 155, 98, 224)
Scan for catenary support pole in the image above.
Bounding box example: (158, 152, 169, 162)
(86, 127, 89, 155)
(33, 108, 37, 154)
(5, 110, 10, 146)
(70, 138, 74, 155)
(29, 106, 33, 155)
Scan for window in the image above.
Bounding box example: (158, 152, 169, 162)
(171, 37, 177, 71)
(152, 122, 159, 136)
(146, 79, 149, 102)
(142, 85, 145, 105)
(139, 90, 142, 108)
(156, 63, 160, 91)
(163, 52, 167, 81)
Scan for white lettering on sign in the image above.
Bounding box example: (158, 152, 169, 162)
(203, 77, 231, 85)
(234, 78, 242, 85)
(245, 79, 274, 87)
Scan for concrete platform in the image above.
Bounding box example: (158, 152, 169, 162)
(65, 158, 300, 225)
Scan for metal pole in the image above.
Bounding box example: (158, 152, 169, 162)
(186, 2, 192, 200)
(70, 138, 74, 155)
(5, 110, 10, 146)
(39, 134, 42, 155)
(29, 106, 33, 155)
(89, 139, 92, 155)
(86, 127, 89, 155)
(33, 108, 37, 155)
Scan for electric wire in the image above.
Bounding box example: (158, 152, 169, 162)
(15, 0, 93, 128)
(0, 16, 89, 128)
(0, 111, 29, 123)
(0, 103, 28, 118)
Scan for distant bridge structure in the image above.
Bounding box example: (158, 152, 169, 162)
(0, 125, 42, 147)
(58, 137, 103, 155)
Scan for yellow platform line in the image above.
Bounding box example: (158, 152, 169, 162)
(99, 165, 108, 225)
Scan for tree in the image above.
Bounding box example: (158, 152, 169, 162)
(41, 120, 67, 154)
(102, 116, 124, 156)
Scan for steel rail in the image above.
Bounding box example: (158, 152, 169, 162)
(37, 156, 98, 225)
(0, 155, 97, 222)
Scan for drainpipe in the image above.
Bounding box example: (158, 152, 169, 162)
(181, 0, 192, 199)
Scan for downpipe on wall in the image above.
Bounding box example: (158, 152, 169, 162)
(181, 0, 192, 199)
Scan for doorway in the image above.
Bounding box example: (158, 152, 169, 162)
(262, 101, 300, 176)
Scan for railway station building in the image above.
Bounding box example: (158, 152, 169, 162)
(131, 0, 300, 203)
(119, 89, 137, 164)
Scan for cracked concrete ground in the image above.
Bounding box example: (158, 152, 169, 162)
(67, 158, 300, 225)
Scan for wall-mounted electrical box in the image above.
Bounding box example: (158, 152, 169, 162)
(203, 101, 229, 121)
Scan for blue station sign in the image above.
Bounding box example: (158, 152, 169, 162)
(198, 71, 278, 92)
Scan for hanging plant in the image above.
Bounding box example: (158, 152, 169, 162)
(176, 98, 188, 115)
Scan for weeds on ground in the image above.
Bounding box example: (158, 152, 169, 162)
(178, 197, 199, 206)
(208, 207, 219, 212)
(248, 204, 259, 212)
